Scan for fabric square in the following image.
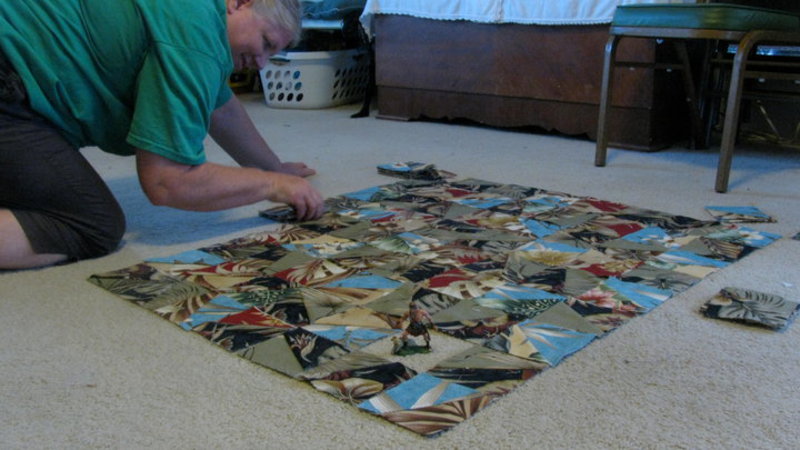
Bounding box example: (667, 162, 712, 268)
(656, 250, 730, 269)
(368, 231, 442, 255)
(379, 392, 499, 437)
(179, 295, 251, 330)
(473, 284, 566, 320)
(433, 308, 517, 343)
(395, 260, 450, 283)
(530, 212, 598, 232)
(192, 307, 295, 351)
(432, 240, 521, 265)
(619, 226, 678, 249)
(342, 185, 385, 202)
(272, 258, 357, 286)
(533, 302, 604, 336)
(248, 244, 293, 263)
(565, 277, 671, 333)
(452, 197, 513, 210)
(238, 327, 350, 378)
(519, 217, 563, 238)
(169, 260, 275, 292)
(291, 213, 362, 235)
(232, 275, 300, 291)
(677, 236, 746, 263)
(360, 283, 418, 315)
(302, 325, 398, 350)
(302, 351, 416, 405)
(429, 346, 547, 392)
(521, 194, 577, 215)
(376, 161, 454, 180)
(224, 288, 312, 325)
(146, 249, 226, 265)
(701, 287, 800, 331)
(247, 224, 323, 244)
(483, 318, 596, 366)
(337, 205, 397, 223)
(515, 240, 587, 263)
(88, 263, 211, 308)
(484, 183, 544, 200)
(313, 306, 401, 329)
(198, 228, 307, 259)
(705, 225, 781, 249)
(281, 239, 363, 259)
(329, 247, 417, 273)
(705, 205, 776, 223)
(358, 373, 480, 414)
(620, 264, 700, 293)
(430, 298, 509, 324)
(258, 204, 298, 223)
(447, 178, 502, 193)
(566, 248, 644, 278)
(518, 266, 602, 298)
(578, 215, 647, 242)
(566, 198, 631, 214)
(423, 268, 505, 300)
(611, 207, 711, 231)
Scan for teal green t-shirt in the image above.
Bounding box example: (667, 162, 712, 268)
(0, 0, 234, 165)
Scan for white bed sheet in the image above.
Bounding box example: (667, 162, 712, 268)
(360, 0, 697, 35)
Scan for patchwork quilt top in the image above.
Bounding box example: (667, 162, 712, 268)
(89, 178, 780, 437)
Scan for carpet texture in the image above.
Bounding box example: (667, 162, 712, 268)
(2, 94, 799, 448)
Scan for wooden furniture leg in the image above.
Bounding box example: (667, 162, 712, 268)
(674, 40, 708, 149)
(595, 34, 621, 167)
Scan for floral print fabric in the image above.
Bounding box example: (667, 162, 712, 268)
(701, 287, 799, 331)
(89, 176, 781, 437)
(705, 205, 775, 223)
(376, 161, 455, 181)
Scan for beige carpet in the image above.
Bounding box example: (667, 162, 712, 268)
(2, 93, 799, 449)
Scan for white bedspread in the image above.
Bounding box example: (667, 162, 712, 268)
(360, 0, 697, 35)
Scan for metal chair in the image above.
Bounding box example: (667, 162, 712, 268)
(594, 3, 800, 192)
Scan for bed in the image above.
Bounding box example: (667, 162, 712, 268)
(360, 0, 698, 150)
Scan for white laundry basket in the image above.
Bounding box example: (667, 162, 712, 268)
(259, 48, 369, 109)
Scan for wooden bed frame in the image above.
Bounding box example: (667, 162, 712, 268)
(372, 15, 690, 151)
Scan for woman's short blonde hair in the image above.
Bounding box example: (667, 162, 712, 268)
(252, 0, 303, 47)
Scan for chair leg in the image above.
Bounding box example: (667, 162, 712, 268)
(595, 34, 621, 167)
(673, 40, 707, 149)
(695, 40, 714, 148)
(716, 32, 760, 193)
(716, 30, 800, 192)
(704, 42, 727, 147)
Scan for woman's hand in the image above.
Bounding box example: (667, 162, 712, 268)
(279, 161, 317, 177)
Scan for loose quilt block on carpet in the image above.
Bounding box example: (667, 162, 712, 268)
(88, 177, 780, 437)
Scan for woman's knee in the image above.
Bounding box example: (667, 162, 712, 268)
(82, 202, 127, 258)
(13, 203, 127, 262)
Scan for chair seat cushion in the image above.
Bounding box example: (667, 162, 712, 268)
(613, 4, 800, 31)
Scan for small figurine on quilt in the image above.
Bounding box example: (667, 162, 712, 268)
(391, 301, 436, 356)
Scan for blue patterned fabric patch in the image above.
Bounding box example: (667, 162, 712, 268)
(147, 249, 226, 265)
(705, 205, 775, 223)
(358, 373, 479, 414)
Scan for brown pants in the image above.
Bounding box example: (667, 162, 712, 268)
(0, 52, 125, 261)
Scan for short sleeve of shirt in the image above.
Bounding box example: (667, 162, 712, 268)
(124, 0, 233, 166)
(0, 0, 233, 160)
(126, 43, 231, 165)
